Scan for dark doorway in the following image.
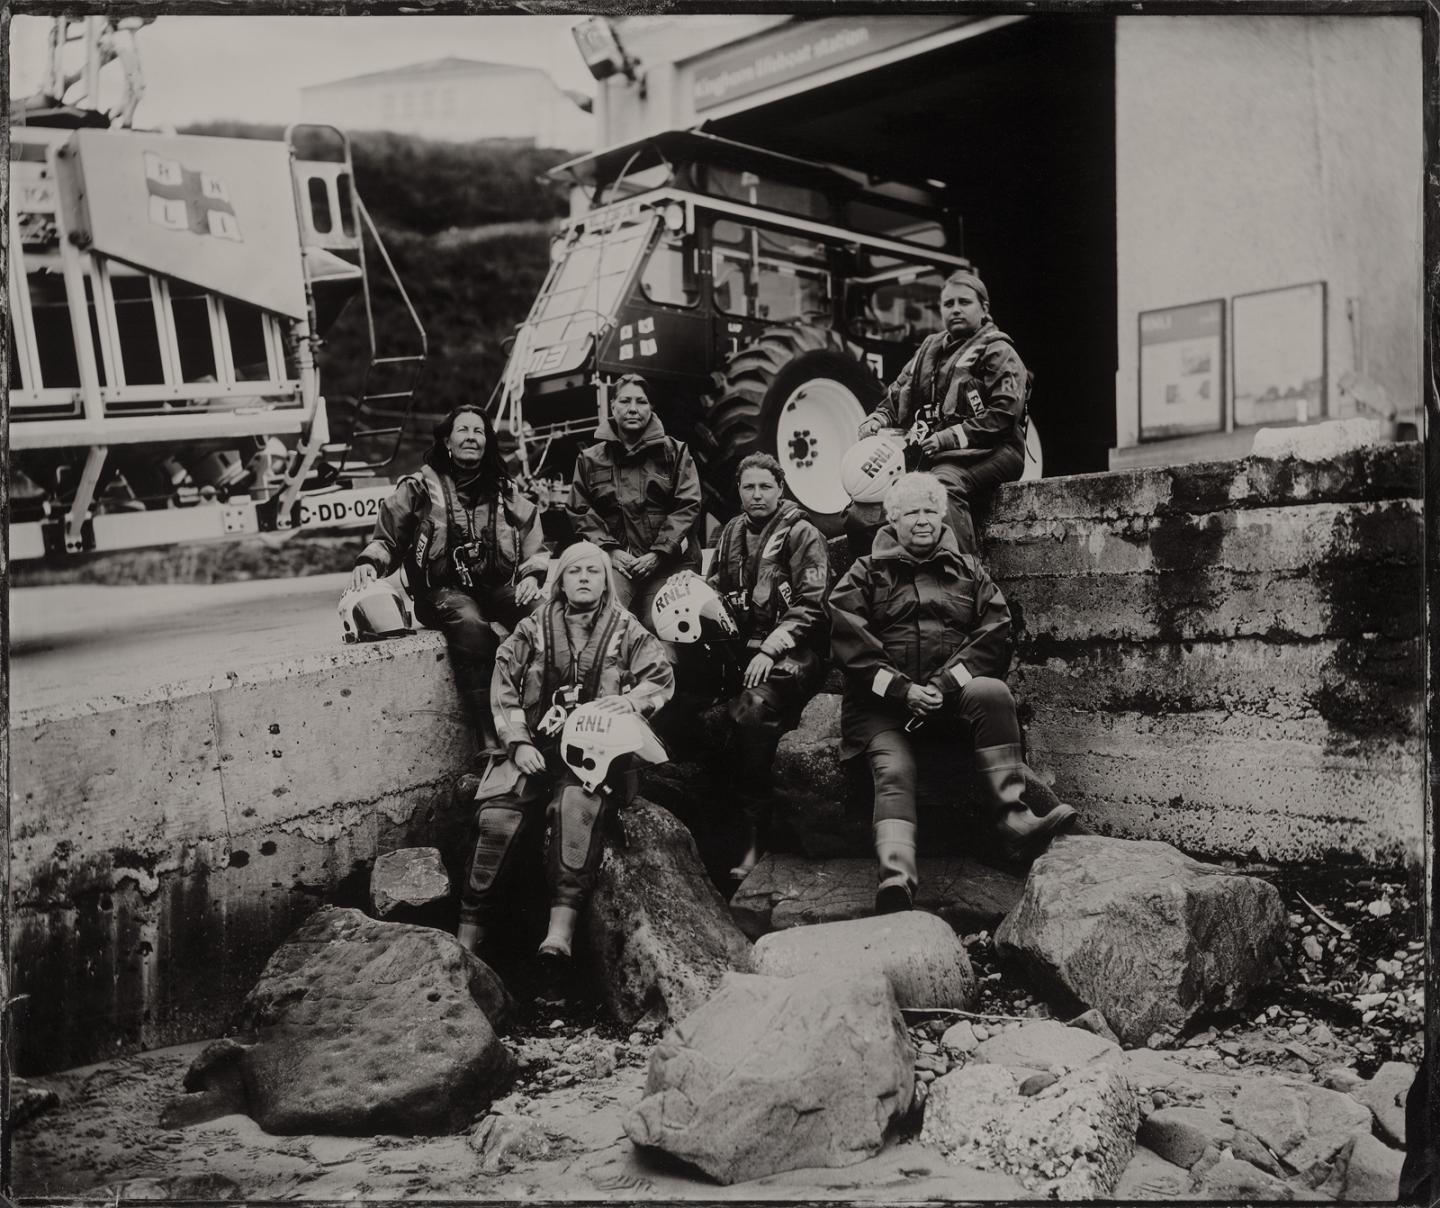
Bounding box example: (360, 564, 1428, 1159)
(714, 16, 1118, 475)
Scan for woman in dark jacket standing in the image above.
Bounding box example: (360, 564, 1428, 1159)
(568, 373, 703, 632)
(353, 405, 547, 749)
(828, 471, 1077, 912)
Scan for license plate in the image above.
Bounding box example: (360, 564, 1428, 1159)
(295, 485, 393, 530)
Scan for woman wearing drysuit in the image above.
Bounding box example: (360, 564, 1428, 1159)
(457, 540, 674, 961)
(828, 471, 1078, 913)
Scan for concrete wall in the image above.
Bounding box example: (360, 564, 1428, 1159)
(984, 442, 1424, 866)
(1115, 16, 1424, 451)
(10, 635, 472, 1075)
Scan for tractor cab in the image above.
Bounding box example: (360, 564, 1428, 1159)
(493, 129, 1022, 533)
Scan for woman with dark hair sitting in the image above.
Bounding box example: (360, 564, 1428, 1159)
(568, 372, 703, 632)
(705, 452, 831, 879)
(352, 405, 548, 749)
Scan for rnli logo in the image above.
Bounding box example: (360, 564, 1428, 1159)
(860, 444, 896, 478)
(143, 152, 241, 242)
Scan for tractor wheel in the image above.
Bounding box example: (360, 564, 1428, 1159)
(696, 324, 883, 536)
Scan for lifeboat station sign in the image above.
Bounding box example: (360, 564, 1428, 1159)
(691, 15, 972, 112)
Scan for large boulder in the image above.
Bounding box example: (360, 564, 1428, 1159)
(624, 970, 913, 1184)
(173, 907, 514, 1135)
(730, 853, 1024, 939)
(370, 846, 451, 919)
(995, 836, 1285, 1046)
(1229, 1079, 1373, 1174)
(970, 1019, 1123, 1080)
(753, 912, 976, 1009)
(580, 799, 754, 1027)
(1318, 1133, 1405, 1202)
(1352, 1059, 1413, 1147)
(922, 1062, 1138, 1199)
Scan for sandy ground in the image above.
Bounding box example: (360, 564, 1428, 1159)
(12, 1038, 1028, 1201)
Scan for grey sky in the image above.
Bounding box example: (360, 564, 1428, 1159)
(8, 15, 596, 127)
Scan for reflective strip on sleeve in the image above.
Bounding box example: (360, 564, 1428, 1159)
(950, 662, 973, 688)
(872, 668, 894, 697)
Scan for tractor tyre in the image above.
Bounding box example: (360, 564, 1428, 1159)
(696, 324, 883, 536)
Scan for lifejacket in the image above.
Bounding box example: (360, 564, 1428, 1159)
(410, 464, 537, 591)
(714, 501, 804, 638)
(909, 326, 1031, 447)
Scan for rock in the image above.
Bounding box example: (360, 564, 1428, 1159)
(101, 1174, 242, 1200)
(581, 800, 754, 1027)
(624, 971, 913, 1184)
(924, 1063, 1138, 1199)
(1137, 1105, 1234, 1169)
(180, 906, 515, 1135)
(972, 1019, 1123, 1075)
(920, 1063, 1019, 1152)
(941, 1021, 979, 1054)
(1066, 1008, 1122, 1046)
(1323, 1066, 1365, 1093)
(1251, 417, 1384, 461)
(9, 1076, 59, 1129)
(1230, 1080, 1372, 1172)
(467, 1112, 554, 1173)
(1325, 1133, 1405, 1202)
(370, 847, 451, 918)
(1113, 1145, 1193, 1199)
(1353, 1059, 1413, 1147)
(1190, 1153, 1294, 1200)
(752, 912, 977, 1010)
(1302, 935, 1324, 961)
(994, 836, 1285, 1047)
(730, 853, 1024, 939)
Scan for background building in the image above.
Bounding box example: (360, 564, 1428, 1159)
(301, 56, 593, 149)
(590, 14, 1422, 475)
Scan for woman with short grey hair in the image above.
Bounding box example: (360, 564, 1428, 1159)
(828, 471, 1077, 912)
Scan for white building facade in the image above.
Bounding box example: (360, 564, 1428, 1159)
(301, 57, 593, 150)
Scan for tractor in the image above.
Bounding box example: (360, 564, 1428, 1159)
(492, 128, 1041, 536)
(7, 17, 427, 560)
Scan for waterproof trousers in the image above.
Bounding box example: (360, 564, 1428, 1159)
(414, 583, 532, 750)
(864, 676, 1023, 825)
(726, 646, 827, 823)
(458, 758, 610, 931)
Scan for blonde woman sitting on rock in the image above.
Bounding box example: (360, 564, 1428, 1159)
(457, 540, 674, 962)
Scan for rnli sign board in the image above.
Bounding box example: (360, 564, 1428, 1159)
(61, 130, 307, 320)
(690, 16, 970, 112)
(1138, 299, 1225, 441)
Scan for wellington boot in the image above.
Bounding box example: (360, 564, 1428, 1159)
(538, 905, 580, 961)
(976, 743, 1078, 857)
(456, 921, 484, 955)
(873, 818, 918, 914)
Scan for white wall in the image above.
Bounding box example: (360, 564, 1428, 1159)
(1115, 16, 1423, 451)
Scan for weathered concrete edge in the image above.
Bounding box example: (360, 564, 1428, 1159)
(13, 629, 453, 726)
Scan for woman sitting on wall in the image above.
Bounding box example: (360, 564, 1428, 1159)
(828, 470, 1078, 913)
(351, 406, 547, 751)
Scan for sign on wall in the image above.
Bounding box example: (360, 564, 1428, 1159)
(1138, 299, 1225, 441)
(1232, 281, 1327, 428)
(691, 16, 969, 112)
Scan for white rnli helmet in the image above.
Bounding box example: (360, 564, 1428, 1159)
(339, 578, 414, 643)
(840, 434, 907, 504)
(649, 571, 739, 644)
(561, 703, 668, 792)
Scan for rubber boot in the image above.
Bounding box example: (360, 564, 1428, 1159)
(538, 905, 579, 961)
(730, 818, 763, 882)
(456, 921, 484, 955)
(976, 743, 1078, 857)
(873, 818, 918, 914)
